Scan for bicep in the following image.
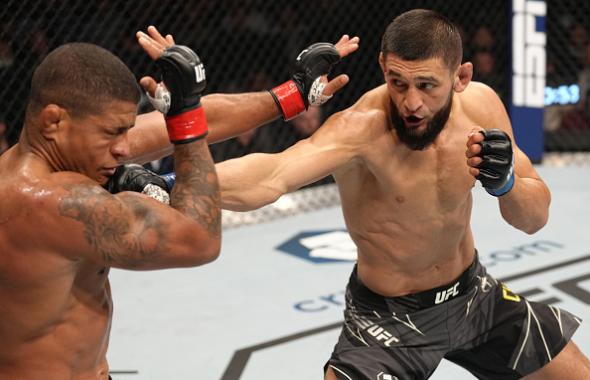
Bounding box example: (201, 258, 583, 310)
(482, 87, 543, 182)
(218, 126, 359, 193)
(215, 116, 363, 211)
(275, 135, 359, 191)
(50, 183, 210, 270)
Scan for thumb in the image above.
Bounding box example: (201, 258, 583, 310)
(322, 74, 350, 96)
(139, 76, 158, 96)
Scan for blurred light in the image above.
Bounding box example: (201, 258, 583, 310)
(544, 84, 581, 106)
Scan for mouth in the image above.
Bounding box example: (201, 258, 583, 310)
(404, 115, 425, 128)
(101, 167, 117, 177)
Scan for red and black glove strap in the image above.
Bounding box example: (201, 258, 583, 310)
(270, 80, 305, 121)
(165, 106, 208, 144)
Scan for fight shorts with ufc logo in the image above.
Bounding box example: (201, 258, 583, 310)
(326, 255, 582, 380)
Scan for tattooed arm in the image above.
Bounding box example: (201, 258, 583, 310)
(50, 138, 220, 270)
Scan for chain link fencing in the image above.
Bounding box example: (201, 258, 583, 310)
(0, 1, 587, 227)
(545, 0, 590, 153)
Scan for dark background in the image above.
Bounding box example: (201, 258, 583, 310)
(0, 0, 587, 160)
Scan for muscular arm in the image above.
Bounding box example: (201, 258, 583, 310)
(469, 83, 550, 234)
(127, 29, 359, 164)
(127, 92, 280, 164)
(217, 110, 370, 211)
(499, 148, 550, 234)
(53, 139, 220, 270)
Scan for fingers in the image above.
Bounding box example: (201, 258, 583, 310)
(467, 127, 485, 143)
(136, 25, 175, 60)
(334, 35, 360, 58)
(139, 76, 158, 96)
(146, 25, 174, 48)
(465, 126, 485, 156)
(465, 141, 482, 158)
(465, 126, 485, 174)
(137, 31, 165, 60)
(467, 156, 483, 168)
(323, 74, 350, 96)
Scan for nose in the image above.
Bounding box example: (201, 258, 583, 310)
(111, 134, 130, 160)
(403, 87, 423, 114)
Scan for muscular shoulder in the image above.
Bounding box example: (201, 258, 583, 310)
(17, 172, 101, 200)
(458, 81, 510, 131)
(320, 85, 390, 142)
(0, 171, 108, 256)
(14, 172, 110, 224)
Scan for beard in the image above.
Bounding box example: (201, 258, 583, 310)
(390, 91, 453, 150)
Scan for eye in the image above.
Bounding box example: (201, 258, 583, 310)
(108, 127, 128, 136)
(390, 79, 407, 89)
(418, 82, 435, 90)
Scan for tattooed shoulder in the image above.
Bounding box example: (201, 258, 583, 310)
(58, 183, 167, 267)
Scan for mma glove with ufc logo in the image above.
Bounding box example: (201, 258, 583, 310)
(476, 129, 515, 197)
(270, 42, 341, 121)
(148, 45, 208, 144)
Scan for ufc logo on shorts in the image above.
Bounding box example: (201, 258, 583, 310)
(512, 0, 546, 107)
(435, 282, 460, 304)
(194, 63, 206, 83)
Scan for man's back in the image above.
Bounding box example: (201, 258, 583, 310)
(0, 146, 112, 379)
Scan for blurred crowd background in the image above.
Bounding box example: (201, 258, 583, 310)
(0, 0, 588, 175)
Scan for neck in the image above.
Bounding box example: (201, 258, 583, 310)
(20, 125, 67, 173)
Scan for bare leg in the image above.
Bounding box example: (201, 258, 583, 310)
(324, 366, 338, 380)
(325, 365, 353, 380)
(523, 341, 590, 380)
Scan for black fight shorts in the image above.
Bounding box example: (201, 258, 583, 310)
(326, 255, 582, 380)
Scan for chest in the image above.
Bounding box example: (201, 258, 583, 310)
(352, 129, 476, 213)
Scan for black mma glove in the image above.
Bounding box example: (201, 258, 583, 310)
(148, 45, 208, 144)
(106, 164, 171, 204)
(476, 129, 515, 197)
(270, 42, 341, 121)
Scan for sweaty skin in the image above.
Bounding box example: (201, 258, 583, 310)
(0, 97, 220, 379)
(0, 102, 135, 380)
(217, 55, 549, 297)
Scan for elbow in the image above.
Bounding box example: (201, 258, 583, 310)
(524, 214, 549, 235)
(196, 238, 222, 265)
(521, 224, 543, 235)
(500, 202, 549, 235)
(514, 212, 549, 235)
(183, 236, 221, 267)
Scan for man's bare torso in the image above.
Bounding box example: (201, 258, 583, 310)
(334, 84, 482, 297)
(0, 147, 112, 380)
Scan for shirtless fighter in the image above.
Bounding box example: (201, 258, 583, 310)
(0, 25, 358, 379)
(0, 37, 222, 378)
(211, 9, 590, 380)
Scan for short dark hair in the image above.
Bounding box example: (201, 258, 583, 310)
(381, 9, 463, 70)
(26, 42, 140, 120)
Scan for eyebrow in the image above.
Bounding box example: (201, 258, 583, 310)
(111, 124, 134, 133)
(386, 69, 440, 83)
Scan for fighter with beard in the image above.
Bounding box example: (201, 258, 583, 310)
(135, 9, 590, 380)
(389, 88, 452, 150)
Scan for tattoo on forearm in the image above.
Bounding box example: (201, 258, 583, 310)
(58, 185, 166, 267)
(172, 143, 221, 237)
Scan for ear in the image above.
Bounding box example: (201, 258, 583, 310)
(39, 104, 67, 140)
(453, 62, 473, 93)
(379, 52, 386, 73)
